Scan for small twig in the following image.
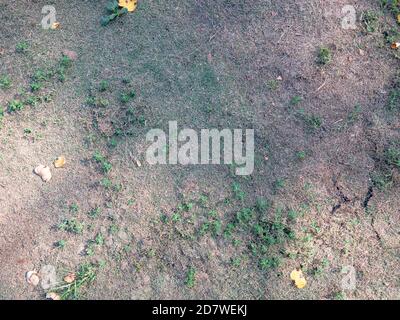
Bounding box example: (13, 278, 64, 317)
(316, 80, 327, 92)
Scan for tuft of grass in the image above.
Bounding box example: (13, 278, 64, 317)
(290, 95, 303, 106)
(232, 182, 246, 201)
(266, 79, 279, 91)
(93, 151, 112, 174)
(387, 87, 400, 111)
(53, 263, 98, 300)
(55, 240, 66, 249)
(304, 114, 322, 131)
(30, 82, 43, 92)
(88, 207, 101, 218)
(297, 109, 322, 131)
(120, 90, 136, 104)
(296, 150, 307, 161)
(255, 198, 270, 213)
(185, 267, 196, 288)
(273, 178, 286, 192)
(16, 41, 29, 53)
(101, 0, 128, 26)
(8, 99, 24, 113)
(69, 203, 79, 214)
(58, 218, 84, 234)
(99, 80, 110, 92)
(316, 47, 332, 65)
(0, 106, 4, 126)
(386, 147, 400, 168)
(0, 75, 12, 89)
(371, 171, 393, 191)
(361, 10, 380, 33)
(347, 105, 362, 125)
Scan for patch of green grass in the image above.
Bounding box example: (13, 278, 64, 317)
(58, 218, 84, 234)
(347, 105, 362, 125)
(199, 195, 209, 207)
(53, 263, 98, 300)
(109, 224, 119, 235)
(55, 240, 66, 249)
(185, 267, 196, 288)
(259, 257, 280, 271)
(30, 82, 43, 92)
(16, 41, 29, 53)
(87, 207, 101, 218)
(99, 80, 110, 92)
(93, 151, 112, 174)
(296, 150, 307, 161)
(32, 69, 51, 82)
(290, 95, 303, 106)
(101, 0, 128, 26)
(255, 198, 270, 213)
(69, 203, 79, 214)
(23, 128, 32, 135)
(273, 178, 286, 192)
(8, 99, 24, 113)
(287, 209, 298, 222)
(0, 75, 12, 89)
(0, 106, 4, 126)
(266, 79, 279, 91)
(316, 46, 332, 65)
(24, 95, 41, 107)
(334, 291, 346, 300)
(371, 171, 393, 191)
(231, 257, 242, 268)
(120, 90, 136, 104)
(297, 109, 322, 131)
(304, 114, 322, 131)
(100, 177, 112, 189)
(236, 207, 254, 224)
(361, 10, 380, 33)
(232, 182, 246, 201)
(386, 147, 400, 168)
(387, 87, 400, 111)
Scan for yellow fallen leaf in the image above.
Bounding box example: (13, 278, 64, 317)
(397, 14, 400, 24)
(295, 277, 307, 289)
(290, 269, 307, 289)
(391, 42, 400, 49)
(290, 269, 303, 281)
(50, 22, 60, 30)
(54, 156, 66, 168)
(118, 0, 138, 12)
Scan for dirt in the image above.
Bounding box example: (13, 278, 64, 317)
(0, 0, 399, 300)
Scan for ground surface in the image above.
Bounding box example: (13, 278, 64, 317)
(0, 0, 399, 300)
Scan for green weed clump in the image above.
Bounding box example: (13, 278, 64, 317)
(316, 47, 332, 65)
(101, 1, 128, 26)
(53, 263, 98, 300)
(0, 75, 12, 89)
